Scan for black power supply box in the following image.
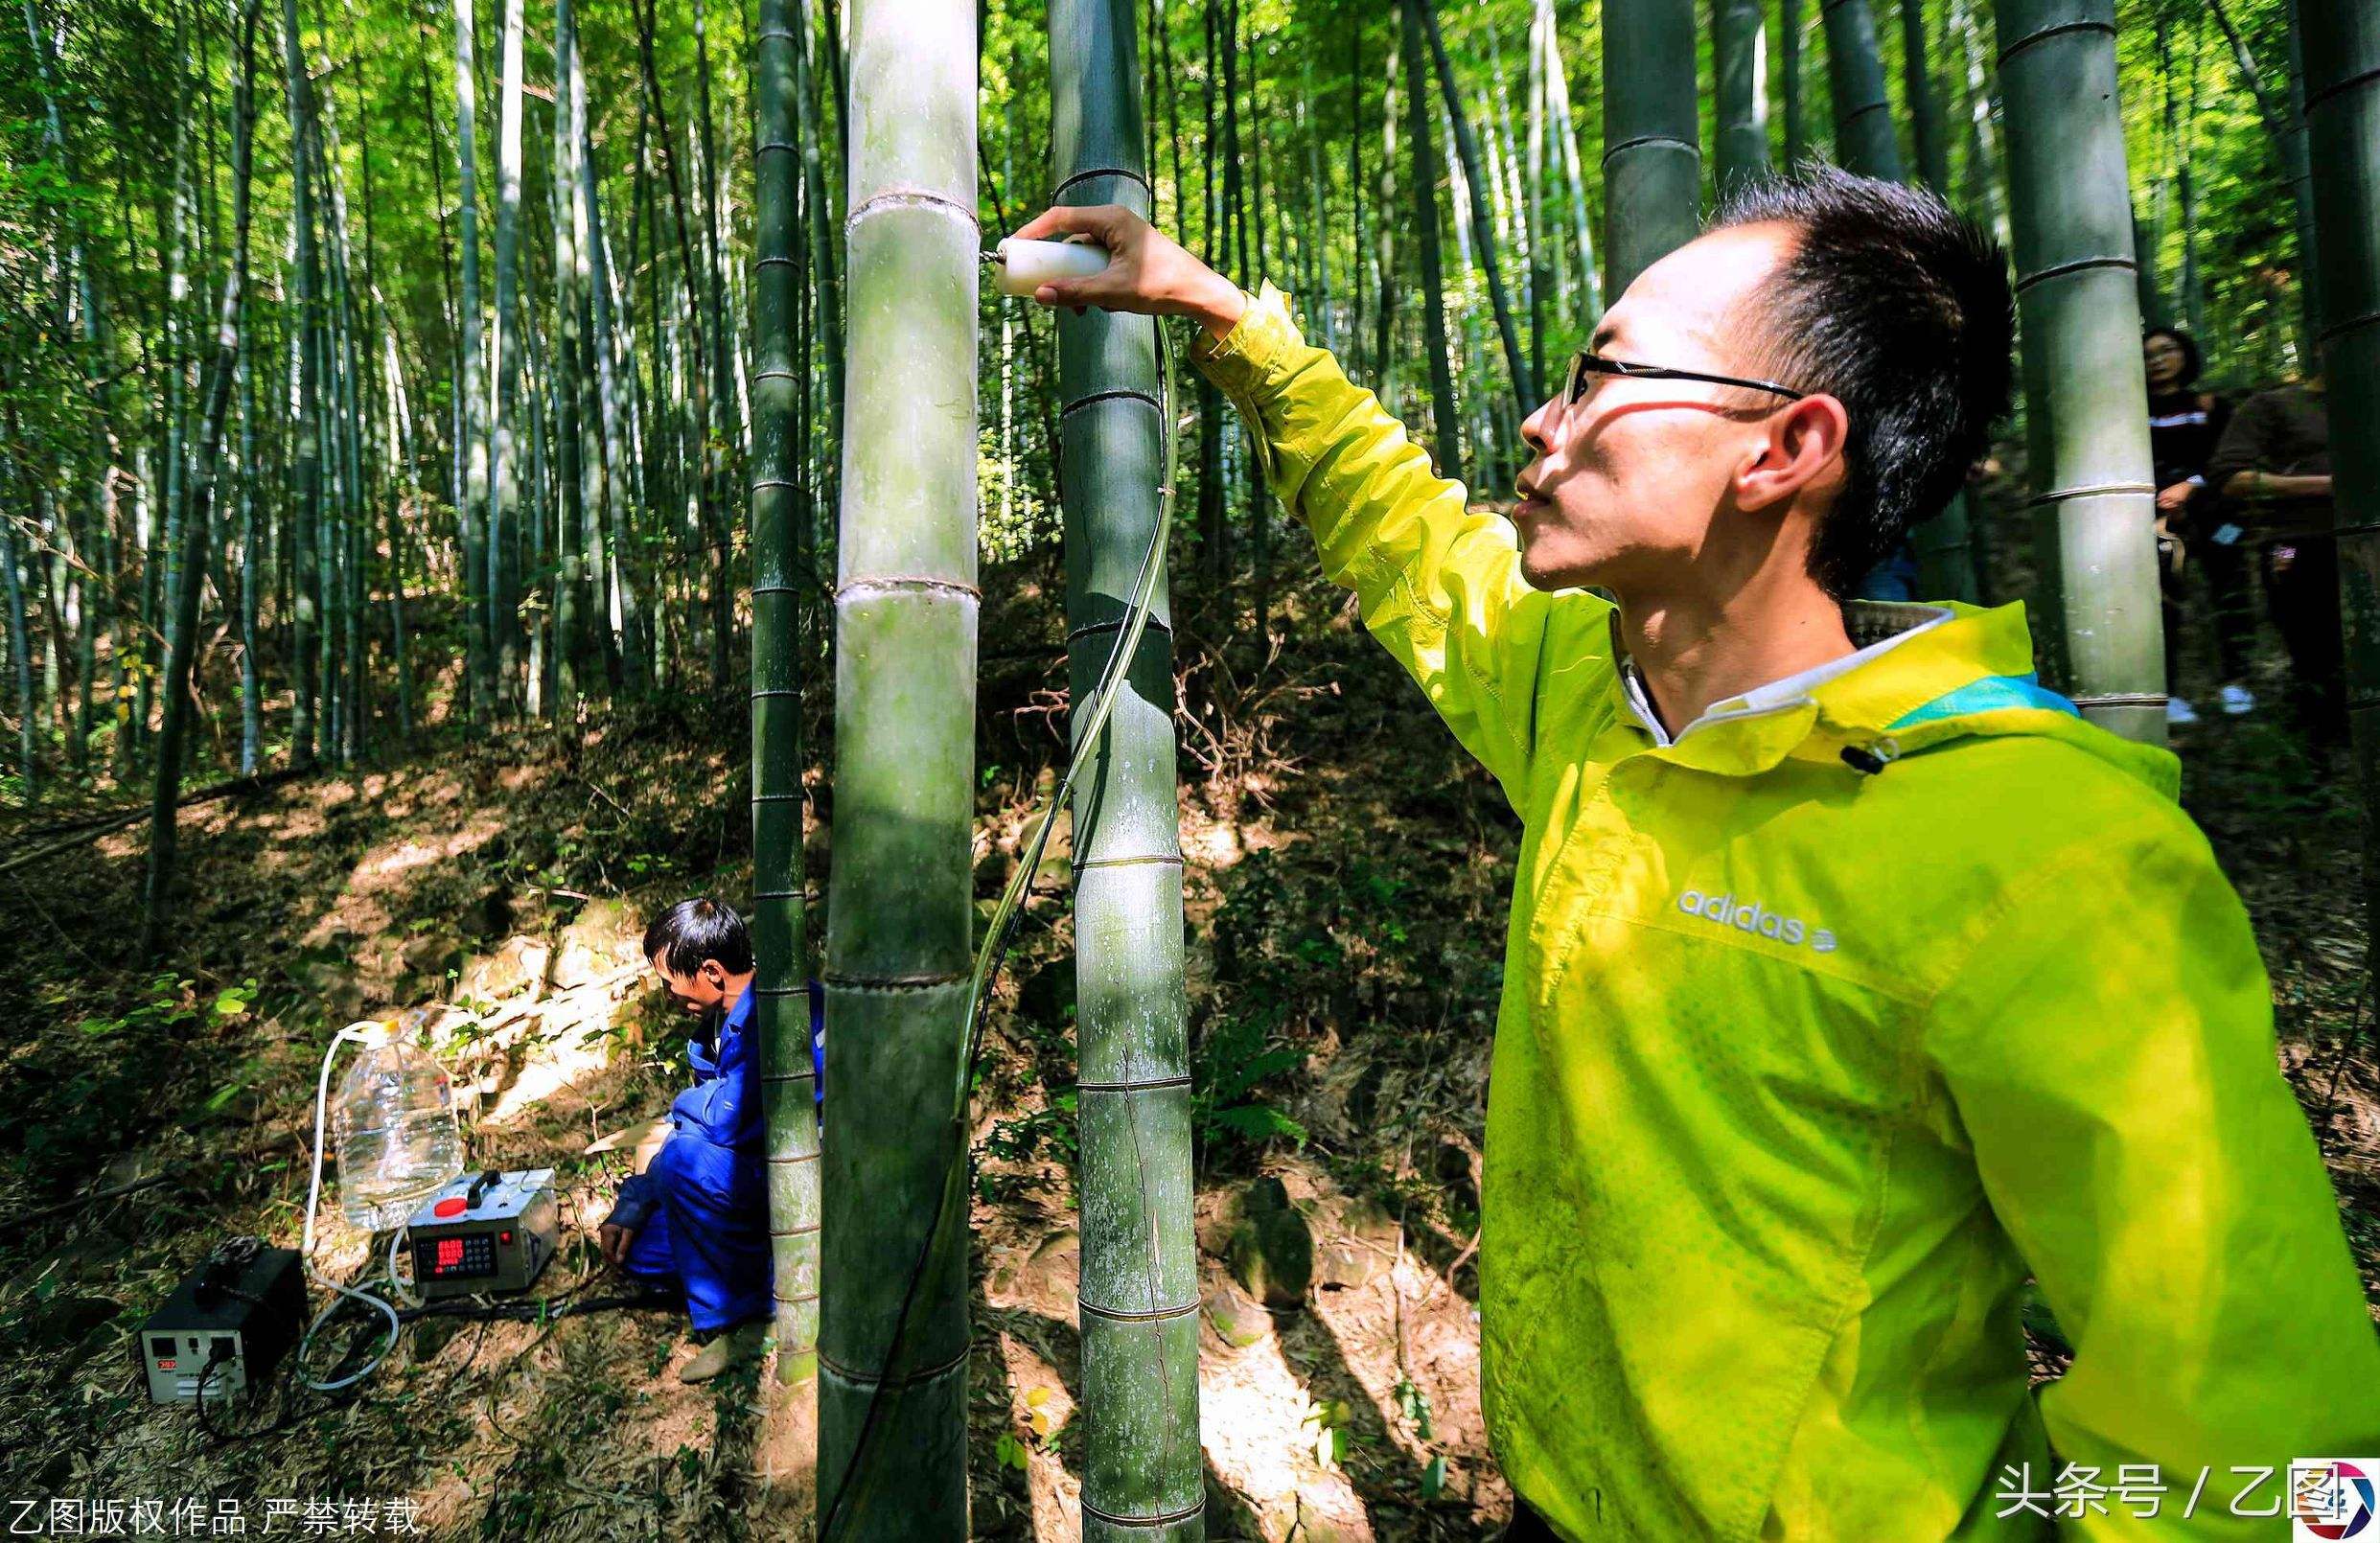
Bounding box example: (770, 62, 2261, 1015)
(136, 1238, 305, 1406)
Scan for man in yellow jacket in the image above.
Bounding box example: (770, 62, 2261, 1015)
(1012, 168, 2380, 1539)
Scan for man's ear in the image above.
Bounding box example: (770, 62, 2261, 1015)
(1734, 394, 1849, 516)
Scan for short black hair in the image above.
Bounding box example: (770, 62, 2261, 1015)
(2143, 325, 2203, 389)
(1712, 166, 2015, 598)
(644, 897, 754, 977)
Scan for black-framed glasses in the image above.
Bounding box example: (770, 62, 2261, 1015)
(1559, 351, 1809, 410)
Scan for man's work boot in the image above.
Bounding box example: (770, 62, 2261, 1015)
(678, 1320, 769, 1384)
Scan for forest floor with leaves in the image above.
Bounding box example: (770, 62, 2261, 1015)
(0, 513, 2375, 1541)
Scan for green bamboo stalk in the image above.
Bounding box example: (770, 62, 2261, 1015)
(318, 104, 369, 761)
(453, 0, 490, 719)
(1198, 1, 1231, 575)
(3, 495, 33, 803)
(377, 330, 413, 737)
(586, 116, 642, 693)
(21, 0, 105, 775)
(238, 298, 259, 774)
(796, 0, 843, 540)
(144, 0, 259, 956)
(35, 510, 61, 752)
(818, 0, 977, 1528)
(160, 0, 191, 726)
(353, 78, 408, 742)
(1821, 0, 1905, 179)
(283, 0, 321, 764)
(309, 110, 344, 762)
(1952, 0, 2008, 245)
(1715, 0, 1770, 197)
(1490, 40, 1530, 336)
(1525, 0, 1547, 384)
(553, 0, 588, 712)
(2299, 0, 2380, 1006)
(488, 0, 526, 710)
(632, 0, 729, 688)
(751, 0, 821, 1410)
(1994, 0, 2165, 743)
(1402, 0, 1464, 481)
(575, 80, 617, 700)
(1048, 0, 1200, 1534)
(2134, 210, 2170, 332)
(1416, 0, 1532, 404)
(521, 272, 551, 708)
(1303, 62, 1334, 353)
(1373, 20, 1399, 409)
(1783, 0, 1806, 165)
(694, 0, 733, 474)
(2282, 0, 2322, 366)
(1544, 5, 1600, 320)
(1897, 0, 1980, 604)
(1901, 0, 1949, 193)
(1602, 0, 1699, 297)
(2169, 19, 2205, 339)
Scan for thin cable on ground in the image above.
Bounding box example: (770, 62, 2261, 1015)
(194, 1029, 673, 1444)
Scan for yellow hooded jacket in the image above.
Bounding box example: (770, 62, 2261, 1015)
(1193, 285, 2380, 1540)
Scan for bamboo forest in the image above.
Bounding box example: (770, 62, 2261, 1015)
(6, 0, 2380, 1529)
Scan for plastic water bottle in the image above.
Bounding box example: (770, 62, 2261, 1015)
(333, 1015, 463, 1232)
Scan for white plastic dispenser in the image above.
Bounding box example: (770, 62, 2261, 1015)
(991, 238, 1110, 298)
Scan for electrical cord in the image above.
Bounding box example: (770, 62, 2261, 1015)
(393, 1280, 682, 1324)
(195, 1034, 666, 1442)
(423, 1314, 494, 1409)
(192, 1347, 240, 1444)
(817, 283, 1183, 1540)
(193, 1278, 673, 1446)
(190, 1249, 393, 1446)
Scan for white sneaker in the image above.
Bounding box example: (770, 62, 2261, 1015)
(2166, 697, 2201, 726)
(2219, 682, 2256, 716)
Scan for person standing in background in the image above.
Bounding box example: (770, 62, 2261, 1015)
(2142, 328, 2253, 725)
(2207, 372, 2340, 748)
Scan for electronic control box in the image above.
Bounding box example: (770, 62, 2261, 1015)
(405, 1168, 559, 1299)
(137, 1241, 305, 1406)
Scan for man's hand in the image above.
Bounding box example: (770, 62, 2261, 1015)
(2156, 481, 2194, 513)
(1008, 205, 1247, 340)
(598, 1221, 636, 1268)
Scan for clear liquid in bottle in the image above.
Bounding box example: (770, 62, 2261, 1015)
(333, 1018, 464, 1232)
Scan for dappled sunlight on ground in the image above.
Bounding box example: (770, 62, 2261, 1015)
(5, 542, 2377, 1538)
(994, 1328, 1084, 1538)
(1200, 1317, 1375, 1541)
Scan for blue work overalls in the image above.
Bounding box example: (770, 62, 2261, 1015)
(612, 981, 823, 1331)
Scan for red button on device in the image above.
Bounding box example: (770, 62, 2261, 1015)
(433, 1196, 467, 1218)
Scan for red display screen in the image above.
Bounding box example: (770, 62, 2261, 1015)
(417, 1231, 498, 1279)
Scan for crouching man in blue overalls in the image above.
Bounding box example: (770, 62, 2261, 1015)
(598, 897, 822, 1383)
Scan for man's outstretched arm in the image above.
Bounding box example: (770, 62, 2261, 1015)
(1012, 204, 1604, 800)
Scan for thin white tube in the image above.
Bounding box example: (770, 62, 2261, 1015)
(296, 1025, 403, 1392)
